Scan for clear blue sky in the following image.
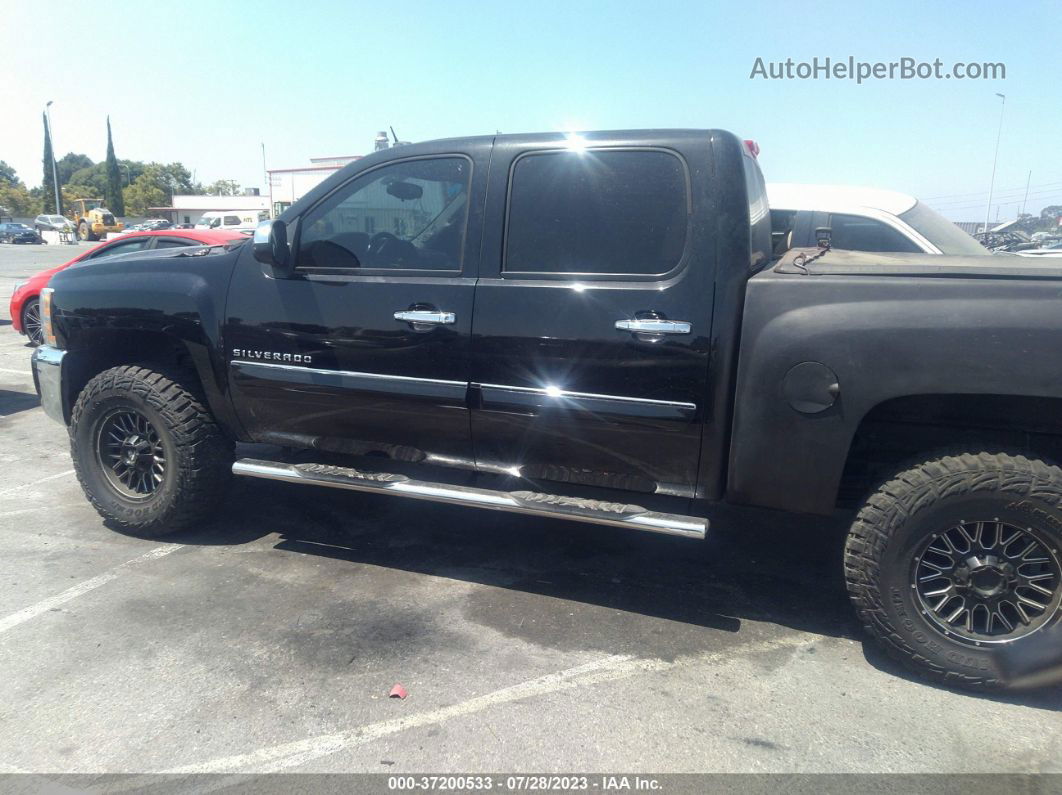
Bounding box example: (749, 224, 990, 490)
(1, 0, 1059, 220)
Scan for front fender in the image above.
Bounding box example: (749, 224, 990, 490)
(48, 246, 246, 439)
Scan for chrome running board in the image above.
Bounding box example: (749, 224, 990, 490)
(232, 459, 707, 540)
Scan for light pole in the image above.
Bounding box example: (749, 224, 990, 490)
(263, 142, 273, 219)
(984, 92, 1006, 234)
(45, 101, 62, 216)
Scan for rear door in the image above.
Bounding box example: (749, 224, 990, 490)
(469, 133, 714, 497)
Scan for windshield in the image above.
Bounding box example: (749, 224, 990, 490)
(47, 215, 66, 224)
(899, 201, 987, 256)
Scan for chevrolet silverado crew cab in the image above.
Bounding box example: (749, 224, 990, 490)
(32, 130, 1062, 690)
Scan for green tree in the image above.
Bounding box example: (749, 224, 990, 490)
(206, 179, 241, 196)
(56, 153, 94, 186)
(62, 183, 100, 203)
(69, 159, 145, 198)
(104, 117, 125, 215)
(41, 112, 58, 214)
(122, 172, 168, 215)
(154, 162, 197, 196)
(0, 160, 17, 185)
(0, 181, 41, 216)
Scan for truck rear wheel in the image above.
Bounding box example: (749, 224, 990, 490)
(78, 221, 94, 241)
(70, 365, 233, 537)
(845, 452, 1062, 690)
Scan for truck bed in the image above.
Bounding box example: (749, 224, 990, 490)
(773, 247, 1062, 279)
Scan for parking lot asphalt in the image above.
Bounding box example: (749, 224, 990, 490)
(0, 242, 1059, 778)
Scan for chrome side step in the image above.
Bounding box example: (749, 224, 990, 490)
(232, 459, 707, 539)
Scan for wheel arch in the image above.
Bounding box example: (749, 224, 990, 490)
(837, 393, 1062, 507)
(60, 329, 243, 441)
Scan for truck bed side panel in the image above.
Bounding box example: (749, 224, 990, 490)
(728, 269, 1062, 514)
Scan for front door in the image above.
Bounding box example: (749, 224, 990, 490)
(470, 133, 714, 497)
(225, 144, 488, 467)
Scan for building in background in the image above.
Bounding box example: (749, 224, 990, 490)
(267, 155, 361, 218)
(149, 192, 270, 226)
(265, 132, 404, 217)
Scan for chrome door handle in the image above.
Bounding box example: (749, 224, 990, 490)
(394, 310, 456, 325)
(615, 319, 691, 334)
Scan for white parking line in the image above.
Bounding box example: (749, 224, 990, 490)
(161, 634, 814, 774)
(0, 544, 183, 635)
(0, 469, 74, 498)
(0, 367, 31, 375)
(0, 503, 82, 519)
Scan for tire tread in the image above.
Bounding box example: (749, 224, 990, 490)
(69, 364, 233, 536)
(844, 450, 1062, 691)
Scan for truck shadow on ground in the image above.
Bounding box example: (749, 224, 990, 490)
(173, 477, 856, 643)
(161, 477, 1061, 711)
(0, 388, 40, 417)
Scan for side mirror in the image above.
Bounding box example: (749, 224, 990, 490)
(253, 219, 291, 274)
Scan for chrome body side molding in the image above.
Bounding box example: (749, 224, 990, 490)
(229, 360, 467, 401)
(476, 383, 697, 421)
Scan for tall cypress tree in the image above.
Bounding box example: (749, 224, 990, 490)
(104, 116, 125, 216)
(42, 112, 57, 214)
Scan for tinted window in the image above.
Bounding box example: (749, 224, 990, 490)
(504, 150, 687, 275)
(88, 238, 149, 258)
(155, 239, 195, 249)
(829, 214, 922, 253)
(298, 157, 470, 271)
(223, 216, 241, 226)
(898, 201, 987, 256)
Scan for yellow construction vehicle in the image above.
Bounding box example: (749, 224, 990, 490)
(68, 198, 123, 241)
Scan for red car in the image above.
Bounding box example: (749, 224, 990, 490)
(9, 229, 244, 345)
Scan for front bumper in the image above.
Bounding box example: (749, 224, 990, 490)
(8, 290, 23, 333)
(31, 345, 66, 424)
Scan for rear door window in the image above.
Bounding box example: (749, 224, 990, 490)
(87, 238, 150, 259)
(504, 149, 688, 276)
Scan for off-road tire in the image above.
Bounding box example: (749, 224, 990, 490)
(78, 221, 94, 241)
(70, 365, 233, 537)
(845, 452, 1062, 690)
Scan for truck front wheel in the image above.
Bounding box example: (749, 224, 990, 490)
(845, 452, 1062, 690)
(78, 221, 94, 241)
(70, 365, 233, 537)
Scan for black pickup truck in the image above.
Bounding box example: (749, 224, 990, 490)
(31, 129, 1062, 690)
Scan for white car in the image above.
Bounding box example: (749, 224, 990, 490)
(767, 183, 987, 256)
(194, 210, 269, 235)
